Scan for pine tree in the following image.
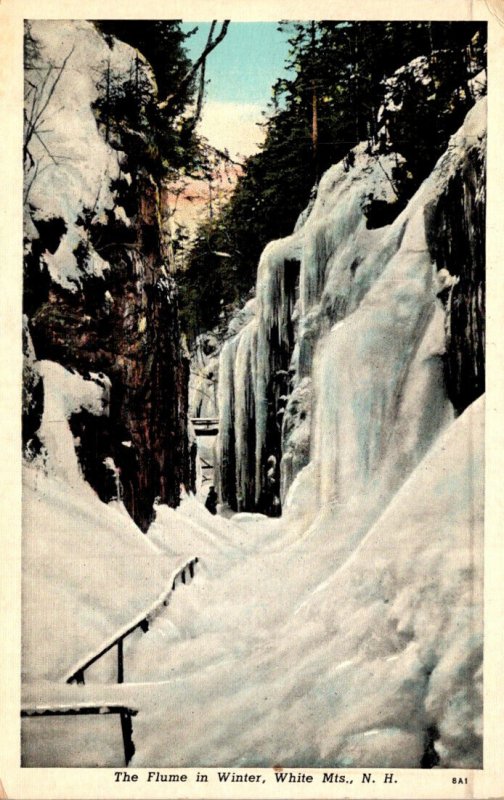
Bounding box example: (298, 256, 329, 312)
(179, 21, 486, 344)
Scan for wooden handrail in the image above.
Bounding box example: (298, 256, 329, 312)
(22, 702, 138, 766)
(23, 555, 200, 767)
(66, 557, 199, 685)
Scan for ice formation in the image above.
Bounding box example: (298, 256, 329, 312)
(217, 97, 486, 522)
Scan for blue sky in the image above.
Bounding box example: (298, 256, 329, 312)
(181, 22, 291, 157)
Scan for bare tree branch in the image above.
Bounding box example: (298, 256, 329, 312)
(157, 21, 230, 111)
(33, 130, 60, 165)
(24, 46, 74, 166)
(185, 23, 215, 134)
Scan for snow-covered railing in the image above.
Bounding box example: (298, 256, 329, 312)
(191, 417, 219, 436)
(22, 556, 199, 766)
(171, 556, 199, 589)
(22, 683, 139, 766)
(65, 557, 199, 686)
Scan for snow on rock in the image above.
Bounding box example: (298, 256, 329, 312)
(25, 20, 193, 532)
(22, 317, 43, 451)
(189, 329, 225, 422)
(37, 360, 110, 485)
(25, 21, 139, 289)
(468, 68, 487, 101)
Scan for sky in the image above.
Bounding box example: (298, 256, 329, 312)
(181, 22, 291, 159)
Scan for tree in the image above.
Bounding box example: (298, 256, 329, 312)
(92, 20, 230, 182)
(178, 21, 487, 345)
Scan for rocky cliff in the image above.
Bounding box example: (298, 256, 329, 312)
(23, 21, 192, 531)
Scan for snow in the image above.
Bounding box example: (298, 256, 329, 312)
(37, 360, 110, 485)
(468, 69, 487, 100)
(280, 376, 312, 502)
(22, 60, 484, 767)
(215, 332, 240, 506)
(189, 334, 220, 421)
(25, 21, 142, 289)
(117, 397, 482, 768)
(23, 320, 483, 759)
(234, 321, 258, 509)
(23, 464, 184, 683)
(23, 360, 196, 683)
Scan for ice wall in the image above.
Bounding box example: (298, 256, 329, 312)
(217, 97, 486, 517)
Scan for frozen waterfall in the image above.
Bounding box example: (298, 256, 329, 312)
(216, 98, 486, 524)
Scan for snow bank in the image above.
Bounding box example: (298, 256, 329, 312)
(118, 397, 483, 767)
(23, 464, 179, 682)
(22, 268, 484, 767)
(23, 360, 193, 682)
(24, 385, 482, 765)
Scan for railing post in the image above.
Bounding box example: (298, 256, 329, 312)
(68, 669, 85, 685)
(120, 709, 135, 766)
(117, 637, 124, 684)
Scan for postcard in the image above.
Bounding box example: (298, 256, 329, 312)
(1, 0, 503, 798)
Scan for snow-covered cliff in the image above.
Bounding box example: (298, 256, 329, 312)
(217, 92, 485, 521)
(23, 21, 192, 530)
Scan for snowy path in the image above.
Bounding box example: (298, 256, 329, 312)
(23, 356, 484, 767)
(23, 368, 483, 768)
(120, 399, 482, 767)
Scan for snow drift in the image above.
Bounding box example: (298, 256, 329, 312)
(120, 396, 483, 768)
(22, 360, 193, 683)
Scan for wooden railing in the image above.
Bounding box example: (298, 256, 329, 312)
(22, 555, 199, 766)
(66, 557, 199, 686)
(191, 417, 219, 436)
(21, 696, 138, 766)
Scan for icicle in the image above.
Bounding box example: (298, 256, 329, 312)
(233, 321, 258, 510)
(216, 334, 240, 508)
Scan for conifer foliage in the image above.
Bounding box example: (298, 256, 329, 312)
(92, 21, 203, 179)
(179, 21, 486, 343)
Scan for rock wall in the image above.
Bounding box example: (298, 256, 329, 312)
(23, 21, 192, 531)
(425, 146, 485, 415)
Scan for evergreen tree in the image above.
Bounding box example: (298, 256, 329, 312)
(179, 21, 486, 344)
